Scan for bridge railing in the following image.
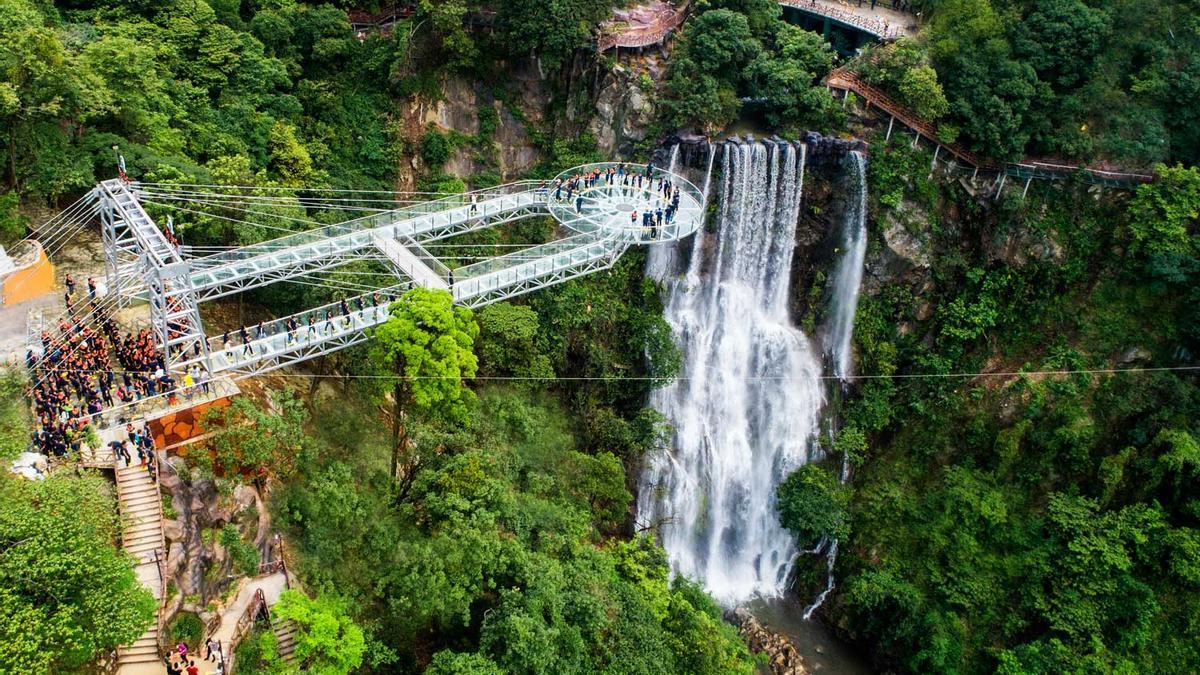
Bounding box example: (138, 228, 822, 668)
(452, 233, 628, 303)
(178, 180, 544, 268)
(779, 0, 905, 40)
(545, 162, 706, 243)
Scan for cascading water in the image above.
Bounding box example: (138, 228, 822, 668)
(824, 151, 868, 382)
(802, 150, 870, 619)
(639, 141, 824, 604)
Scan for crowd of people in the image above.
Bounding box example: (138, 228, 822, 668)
(219, 289, 401, 361)
(551, 162, 682, 239)
(25, 272, 211, 459)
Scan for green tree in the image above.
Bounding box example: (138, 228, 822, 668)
(268, 121, 314, 185)
(695, 0, 781, 38)
(369, 288, 478, 489)
(898, 65, 950, 121)
(427, 651, 505, 674)
(497, 0, 616, 72)
(475, 302, 555, 382)
(1012, 0, 1111, 90)
(0, 190, 24, 246)
(202, 389, 308, 482)
(0, 474, 156, 673)
(775, 463, 850, 549)
(418, 0, 478, 71)
(1126, 164, 1200, 257)
(0, 0, 109, 195)
(742, 24, 839, 130)
(271, 590, 366, 675)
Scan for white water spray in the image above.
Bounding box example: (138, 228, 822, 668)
(802, 151, 870, 619)
(824, 151, 868, 382)
(639, 141, 824, 604)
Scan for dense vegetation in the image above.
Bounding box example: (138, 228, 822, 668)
(3, 0, 1200, 673)
(0, 375, 156, 673)
(266, 297, 752, 671)
(817, 141, 1200, 672)
(661, 0, 844, 134)
(860, 0, 1200, 165)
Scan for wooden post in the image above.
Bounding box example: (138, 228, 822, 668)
(885, 116, 895, 141)
(1021, 177, 1032, 200)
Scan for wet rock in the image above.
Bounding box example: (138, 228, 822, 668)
(726, 608, 810, 675)
(883, 217, 931, 270)
(1120, 347, 1153, 364)
(164, 542, 186, 579)
(590, 60, 661, 157)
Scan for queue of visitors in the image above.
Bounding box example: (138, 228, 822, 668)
(550, 162, 682, 239)
(25, 272, 210, 459)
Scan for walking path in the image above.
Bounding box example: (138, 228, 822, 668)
(598, 1, 690, 51)
(207, 571, 290, 673)
(825, 68, 1156, 189)
(779, 0, 916, 39)
(114, 457, 167, 674)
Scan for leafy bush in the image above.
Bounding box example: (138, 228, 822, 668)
(166, 613, 203, 649)
(218, 524, 260, 577)
(776, 464, 850, 549)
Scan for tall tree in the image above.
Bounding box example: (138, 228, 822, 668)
(270, 589, 366, 675)
(369, 288, 478, 494)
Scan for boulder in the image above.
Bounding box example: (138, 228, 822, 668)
(726, 607, 809, 675)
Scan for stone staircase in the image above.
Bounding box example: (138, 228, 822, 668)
(114, 458, 167, 674)
(271, 613, 300, 665)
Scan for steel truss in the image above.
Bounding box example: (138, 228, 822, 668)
(165, 187, 547, 303)
(89, 163, 706, 378)
(96, 180, 211, 373)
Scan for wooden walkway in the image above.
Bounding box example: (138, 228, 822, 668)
(824, 68, 1156, 189)
(598, 1, 690, 51)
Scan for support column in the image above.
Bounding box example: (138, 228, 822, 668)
(98, 191, 121, 300)
(1021, 177, 1033, 200)
(885, 116, 895, 141)
(994, 173, 1007, 200)
(912, 132, 920, 149)
(931, 145, 941, 170)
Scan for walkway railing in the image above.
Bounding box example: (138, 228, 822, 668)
(598, 2, 690, 51)
(779, 0, 905, 39)
(825, 68, 1156, 188)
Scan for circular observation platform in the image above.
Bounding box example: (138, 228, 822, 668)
(546, 163, 705, 244)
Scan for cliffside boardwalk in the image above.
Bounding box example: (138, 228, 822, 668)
(824, 68, 1156, 193)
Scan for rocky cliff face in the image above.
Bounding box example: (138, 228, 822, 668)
(589, 55, 668, 157)
(158, 461, 273, 630)
(396, 61, 547, 187)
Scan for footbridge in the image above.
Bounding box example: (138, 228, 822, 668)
(59, 163, 703, 378)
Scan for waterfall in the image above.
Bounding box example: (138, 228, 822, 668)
(639, 141, 824, 604)
(823, 152, 868, 382)
(801, 152, 869, 618)
(802, 539, 838, 620)
(647, 143, 714, 283)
